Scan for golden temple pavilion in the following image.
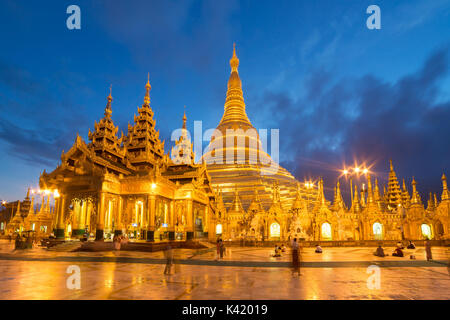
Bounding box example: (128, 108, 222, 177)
(1, 45, 448, 243)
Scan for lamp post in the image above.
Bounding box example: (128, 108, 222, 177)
(341, 164, 371, 206)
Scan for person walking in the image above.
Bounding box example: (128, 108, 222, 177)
(425, 238, 433, 261)
(164, 243, 173, 275)
(291, 238, 300, 276)
(219, 239, 225, 259)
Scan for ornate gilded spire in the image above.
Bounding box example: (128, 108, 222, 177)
(248, 188, 264, 213)
(182, 107, 187, 130)
(441, 173, 449, 201)
(374, 178, 381, 201)
(351, 184, 361, 212)
(104, 85, 113, 118)
(230, 187, 244, 213)
(360, 185, 366, 207)
(427, 192, 435, 211)
(387, 160, 402, 210)
(401, 178, 411, 208)
(411, 177, 422, 205)
(292, 182, 303, 211)
(317, 178, 327, 206)
(333, 180, 346, 210)
(230, 43, 239, 72)
(144, 73, 151, 106)
(217, 43, 252, 130)
(367, 174, 374, 204)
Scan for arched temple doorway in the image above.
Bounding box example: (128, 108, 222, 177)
(373, 222, 383, 240)
(421, 223, 432, 239)
(321, 222, 332, 240)
(270, 222, 281, 239)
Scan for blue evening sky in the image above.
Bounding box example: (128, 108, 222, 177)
(0, 0, 449, 202)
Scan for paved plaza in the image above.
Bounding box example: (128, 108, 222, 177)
(0, 240, 448, 300)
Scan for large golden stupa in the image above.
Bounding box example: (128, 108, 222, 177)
(203, 45, 319, 210)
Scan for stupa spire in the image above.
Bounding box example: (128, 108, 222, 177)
(411, 177, 422, 205)
(217, 43, 252, 129)
(441, 173, 449, 201)
(230, 187, 244, 213)
(351, 184, 361, 212)
(333, 180, 346, 210)
(387, 160, 402, 210)
(144, 73, 151, 106)
(367, 174, 374, 204)
(104, 85, 113, 118)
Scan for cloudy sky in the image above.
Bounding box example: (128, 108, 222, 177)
(0, 0, 449, 204)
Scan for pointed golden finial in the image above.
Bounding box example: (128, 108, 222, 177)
(144, 73, 151, 106)
(230, 42, 239, 72)
(104, 85, 113, 117)
(389, 159, 394, 171)
(441, 173, 449, 201)
(411, 177, 422, 205)
(182, 106, 187, 130)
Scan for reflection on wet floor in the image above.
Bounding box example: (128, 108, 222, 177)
(0, 240, 448, 300)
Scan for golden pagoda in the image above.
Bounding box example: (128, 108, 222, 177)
(203, 44, 318, 215)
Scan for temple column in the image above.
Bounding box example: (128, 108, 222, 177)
(168, 200, 175, 240)
(186, 199, 194, 240)
(204, 206, 209, 239)
(146, 195, 156, 242)
(55, 195, 66, 239)
(86, 200, 92, 233)
(95, 192, 106, 241)
(115, 197, 123, 236)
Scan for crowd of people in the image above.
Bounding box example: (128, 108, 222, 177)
(373, 239, 433, 260)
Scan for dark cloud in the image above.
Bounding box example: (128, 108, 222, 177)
(257, 47, 450, 202)
(0, 60, 90, 169)
(94, 0, 238, 76)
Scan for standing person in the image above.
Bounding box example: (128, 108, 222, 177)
(291, 238, 300, 276)
(425, 238, 433, 261)
(113, 234, 121, 251)
(219, 239, 225, 259)
(164, 243, 173, 275)
(216, 239, 220, 260)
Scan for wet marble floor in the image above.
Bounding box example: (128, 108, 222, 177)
(0, 240, 448, 300)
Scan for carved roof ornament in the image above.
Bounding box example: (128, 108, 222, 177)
(171, 109, 195, 165)
(123, 75, 166, 169)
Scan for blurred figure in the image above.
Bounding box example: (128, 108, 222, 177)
(272, 245, 281, 257)
(14, 233, 22, 250)
(219, 239, 225, 259)
(291, 238, 300, 276)
(216, 239, 220, 260)
(407, 240, 416, 249)
(315, 245, 322, 253)
(425, 239, 432, 261)
(396, 241, 404, 249)
(164, 243, 173, 275)
(392, 247, 404, 257)
(281, 244, 286, 252)
(113, 234, 121, 251)
(374, 244, 386, 257)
